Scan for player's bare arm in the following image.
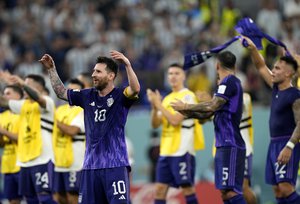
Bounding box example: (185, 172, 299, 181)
(288, 99, 300, 144)
(39, 54, 68, 101)
(171, 96, 226, 117)
(147, 89, 162, 128)
(57, 121, 81, 136)
(186, 111, 214, 120)
(0, 127, 18, 141)
(10, 75, 47, 108)
(242, 36, 273, 87)
(154, 90, 184, 126)
(277, 99, 300, 164)
(110, 50, 140, 98)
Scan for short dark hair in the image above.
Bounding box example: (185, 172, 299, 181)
(25, 74, 46, 88)
(68, 78, 84, 89)
(280, 56, 298, 72)
(217, 51, 236, 70)
(96, 56, 118, 78)
(4, 85, 24, 98)
(168, 63, 183, 69)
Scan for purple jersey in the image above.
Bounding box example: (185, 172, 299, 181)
(270, 85, 300, 138)
(68, 87, 136, 169)
(214, 75, 244, 148)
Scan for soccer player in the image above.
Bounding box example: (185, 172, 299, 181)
(0, 85, 23, 204)
(171, 51, 246, 204)
(242, 36, 300, 204)
(52, 78, 85, 204)
(240, 93, 257, 204)
(147, 63, 205, 204)
(39, 50, 140, 204)
(0, 74, 56, 204)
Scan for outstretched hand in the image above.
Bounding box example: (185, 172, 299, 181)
(170, 99, 186, 111)
(39, 54, 55, 70)
(9, 75, 25, 87)
(110, 50, 131, 67)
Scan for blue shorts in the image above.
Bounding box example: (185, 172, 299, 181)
(53, 171, 81, 193)
(265, 139, 300, 186)
(244, 154, 253, 180)
(3, 172, 22, 200)
(215, 146, 245, 194)
(156, 153, 196, 187)
(79, 166, 130, 204)
(19, 161, 54, 196)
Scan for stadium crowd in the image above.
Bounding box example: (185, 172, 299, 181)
(0, 0, 299, 105)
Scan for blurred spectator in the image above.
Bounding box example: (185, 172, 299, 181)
(65, 37, 89, 78)
(14, 50, 43, 78)
(256, 0, 281, 38)
(0, 0, 298, 107)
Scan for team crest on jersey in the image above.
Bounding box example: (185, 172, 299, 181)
(183, 94, 192, 103)
(107, 97, 114, 107)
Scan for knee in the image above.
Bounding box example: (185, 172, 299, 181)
(155, 183, 168, 199)
(181, 185, 195, 196)
(278, 182, 295, 198)
(273, 183, 295, 198)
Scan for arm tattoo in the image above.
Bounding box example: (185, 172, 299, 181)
(187, 111, 214, 120)
(23, 85, 40, 101)
(48, 68, 67, 101)
(185, 96, 226, 112)
(290, 99, 300, 144)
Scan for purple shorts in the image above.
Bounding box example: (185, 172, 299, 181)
(3, 172, 22, 200)
(214, 146, 245, 194)
(53, 171, 81, 193)
(19, 161, 54, 196)
(156, 153, 196, 187)
(79, 166, 130, 204)
(265, 138, 300, 185)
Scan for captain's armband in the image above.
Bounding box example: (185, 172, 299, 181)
(123, 87, 139, 99)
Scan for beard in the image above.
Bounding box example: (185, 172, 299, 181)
(95, 79, 108, 91)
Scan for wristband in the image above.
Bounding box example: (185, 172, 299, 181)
(286, 141, 295, 150)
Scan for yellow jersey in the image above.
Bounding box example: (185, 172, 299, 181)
(160, 88, 205, 156)
(0, 110, 20, 173)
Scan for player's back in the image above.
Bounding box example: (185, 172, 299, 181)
(213, 75, 244, 148)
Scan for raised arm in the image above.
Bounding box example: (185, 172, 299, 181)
(10, 75, 47, 108)
(242, 36, 273, 87)
(39, 54, 68, 101)
(110, 51, 140, 97)
(277, 98, 300, 164)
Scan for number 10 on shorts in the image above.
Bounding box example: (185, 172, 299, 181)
(112, 180, 126, 195)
